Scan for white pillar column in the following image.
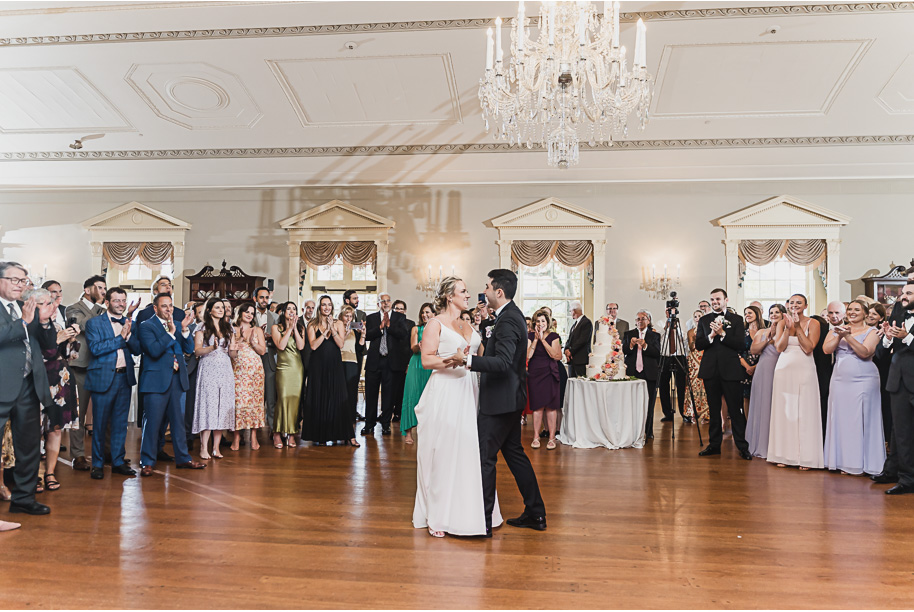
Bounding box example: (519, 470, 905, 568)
(172, 241, 185, 305)
(376, 240, 389, 295)
(724, 239, 742, 308)
(288, 241, 302, 304)
(592, 239, 606, 323)
(90, 241, 105, 277)
(826, 238, 841, 304)
(496, 239, 512, 270)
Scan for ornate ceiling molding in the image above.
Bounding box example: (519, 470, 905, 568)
(2, 4, 912, 47)
(2, 135, 913, 162)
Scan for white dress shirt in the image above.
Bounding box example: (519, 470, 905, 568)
(883, 311, 914, 348)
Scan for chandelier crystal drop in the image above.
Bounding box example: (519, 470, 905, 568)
(478, 1, 653, 168)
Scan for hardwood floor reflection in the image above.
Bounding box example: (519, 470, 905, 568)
(4, 420, 912, 609)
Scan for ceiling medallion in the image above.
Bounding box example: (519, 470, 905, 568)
(478, 1, 653, 168)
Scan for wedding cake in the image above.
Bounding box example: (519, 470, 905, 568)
(586, 322, 627, 380)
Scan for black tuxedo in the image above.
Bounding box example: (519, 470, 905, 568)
(810, 315, 831, 437)
(695, 310, 749, 452)
(391, 318, 415, 420)
(363, 309, 408, 429)
(622, 327, 661, 436)
(565, 315, 593, 377)
(0, 301, 57, 506)
(881, 304, 914, 486)
(471, 301, 545, 528)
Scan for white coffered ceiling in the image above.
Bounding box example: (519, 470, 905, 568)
(0, 0, 912, 189)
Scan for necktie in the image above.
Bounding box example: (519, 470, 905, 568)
(111, 317, 126, 325)
(9, 303, 31, 377)
(636, 330, 644, 373)
(568, 318, 577, 338)
(379, 313, 389, 356)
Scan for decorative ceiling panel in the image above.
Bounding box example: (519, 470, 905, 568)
(267, 54, 461, 127)
(125, 62, 262, 129)
(877, 54, 914, 114)
(0, 67, 133, 133)
(652, 39, 870, 118)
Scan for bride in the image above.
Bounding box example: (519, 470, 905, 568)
(412, 276, 502, 537)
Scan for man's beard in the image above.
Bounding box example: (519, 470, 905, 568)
(711, 305, 723, 313)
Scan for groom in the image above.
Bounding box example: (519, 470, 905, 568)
(448, 269, 546, 535)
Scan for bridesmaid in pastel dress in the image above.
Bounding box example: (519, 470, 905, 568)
(746, 304, 786, 458)
(767, 294, 824, 470)
(193, 298, 238, 460)
(823, 300, 886, 475)
(231, 303, 266, 451)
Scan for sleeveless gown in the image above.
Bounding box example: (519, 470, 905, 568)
(413, 323, 502, 536)
(193, 334, 236, 433)
(767, 323, 824, 468)
(274, 335, 304, 435)
(746, 341, 780, 458)
(823, 328, 885, 475)
(302, 333, 353, 443)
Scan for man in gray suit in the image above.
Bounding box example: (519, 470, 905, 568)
(344, 290, 367, 420)
(0, 261, 58, 516)
(254, 287, 279, 431)
(64, 275, 107, 471)
(595, 302, 629, 338)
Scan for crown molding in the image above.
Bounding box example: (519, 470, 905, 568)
(2, 4, 912, 47)
(2, 135, 912, 162)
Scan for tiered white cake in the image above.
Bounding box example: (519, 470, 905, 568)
(586, 327, 627, 380)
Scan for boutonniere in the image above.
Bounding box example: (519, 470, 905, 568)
(486, 326, 493, 338)
(714, 315, 732, 330)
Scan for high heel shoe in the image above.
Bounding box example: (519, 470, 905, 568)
(212, 450, 224, 459)
(531, 438, 541, 449)
(428, 527, 445, 538)
(348, 438, 361, 448)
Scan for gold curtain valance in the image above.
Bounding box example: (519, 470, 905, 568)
(511, 240, 593, 269)
(300, 241, 376, 271)
(738, 239, 827, 268)
(102, 242, 173, 271)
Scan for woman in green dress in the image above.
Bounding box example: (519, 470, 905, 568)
(401, 303, 435, 444)
(270, 301, 306, 448)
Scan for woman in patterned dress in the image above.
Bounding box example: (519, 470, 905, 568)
(685, 310, 710, 424)
(231, 303, 266, 451)
(740, 305, 765, 416)
(192, 298, 238, 460)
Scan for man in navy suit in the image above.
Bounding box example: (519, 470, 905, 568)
(85, 287, 141, 479)
(137, 293, 204, 476)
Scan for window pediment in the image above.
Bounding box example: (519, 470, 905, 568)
(716, 195, 851, 229)
(489, 197, 614, 230)
(81, 201, 192, 232)
(280, 200, 395, 231)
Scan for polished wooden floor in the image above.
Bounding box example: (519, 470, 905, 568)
(4, 416, 913, 610)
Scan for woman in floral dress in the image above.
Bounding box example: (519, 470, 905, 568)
(193, 298, 238, 460)
(685, 309, 710, 424)
(231, 303, 266, 451)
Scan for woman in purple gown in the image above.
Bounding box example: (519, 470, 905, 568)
(526, 309, 562, 450)
(746, 304, 786, 458)
(823, 300, 885, 475)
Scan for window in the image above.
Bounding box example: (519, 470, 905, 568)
(742, 256, 809, 314)
(324, 292, 379, 316)
(518, 261, 582, 338)
(311, 255, 379, 315)
(111, 256, 174, 310)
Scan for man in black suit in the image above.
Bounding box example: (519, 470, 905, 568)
(872, 283, 914, 494)
(344, 290, 367, 420)
(450, 269, 546, 535)
(563, 300, 592, 378)
(390, 300, 414, 423)
(695, 288, 751, 460)
(361, 293, 408, 435)
(623, 310, 662, 439)
(0, 261, 58, 516)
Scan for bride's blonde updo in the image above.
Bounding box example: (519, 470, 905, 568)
(433, 276, 462, 314)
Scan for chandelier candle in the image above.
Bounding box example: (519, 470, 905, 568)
(478, 1, 654, 168)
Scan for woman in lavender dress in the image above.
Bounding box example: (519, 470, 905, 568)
(746, 304, 786, 458)
(192, 298, 238, 460)
(823, 300, 885, 475)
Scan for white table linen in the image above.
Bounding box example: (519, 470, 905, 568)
(558, 379, 648, 449)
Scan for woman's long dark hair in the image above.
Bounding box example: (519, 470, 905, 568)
(276, 301, 297, 333)
(234, 301, 256, 327)
(202, 297, 233, 345)
(744, 305, 767, 330)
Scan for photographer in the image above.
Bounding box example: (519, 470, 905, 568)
(659, 295, 692, 424)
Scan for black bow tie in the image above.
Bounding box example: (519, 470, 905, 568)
(110, 317, 126, 325)
(905, 312, 914, 320)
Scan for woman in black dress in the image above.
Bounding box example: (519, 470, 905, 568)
(302, 295, 358, 447)
(526, 309, 563, 450)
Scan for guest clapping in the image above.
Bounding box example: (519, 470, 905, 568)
(338, 305, 364, 424)
(740, 305, 765, 414)
(192, 298, 237, 460)
(623, 310, 661, 440)
(271, 302, 305, 448)
(746, 304, 786, 458)
(401, 303, 434, 444)
(526, 310, 562, 450)
(823, 300, 885, 475)
(231, 303, 266, 451)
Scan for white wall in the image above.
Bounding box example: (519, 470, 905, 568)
(1, 179, 909, 321)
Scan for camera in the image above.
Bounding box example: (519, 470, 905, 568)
(666, 291, 680, 319)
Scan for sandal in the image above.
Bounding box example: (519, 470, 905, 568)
(45, 473, 61, 491)
(286, 437, 296, 448)
(546, 439, 557, 450)
(0, 485, 11, 502)
(428, 527, 445, 538)
(348, 438, 361, 448)
(35, 476, 44, 494)
(212, 450, 223, 459)
(405, 436, 414, 445)
(531, 438, 541, 449)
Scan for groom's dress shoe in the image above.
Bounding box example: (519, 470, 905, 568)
(738, 449, 752, 461)
(871, 472, 898, 484)
(698, 446, 721, 457)
(9, 501, 50, 515)
(885, 484, 914, 495)
(506, 514, 546, 531)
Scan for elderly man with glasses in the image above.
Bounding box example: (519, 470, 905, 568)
(0, 261, 59, 519)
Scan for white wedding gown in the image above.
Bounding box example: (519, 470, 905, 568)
(413, 323, 502, 535)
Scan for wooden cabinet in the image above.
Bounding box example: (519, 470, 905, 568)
(863, 260, 913, 304)
(186, 260, 265, 308)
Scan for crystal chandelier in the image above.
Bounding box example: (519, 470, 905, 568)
(478, 1, 653, 168)
(640, 264, 681, 300)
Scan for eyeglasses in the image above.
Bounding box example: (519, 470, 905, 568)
(0, 276, 27, 286)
